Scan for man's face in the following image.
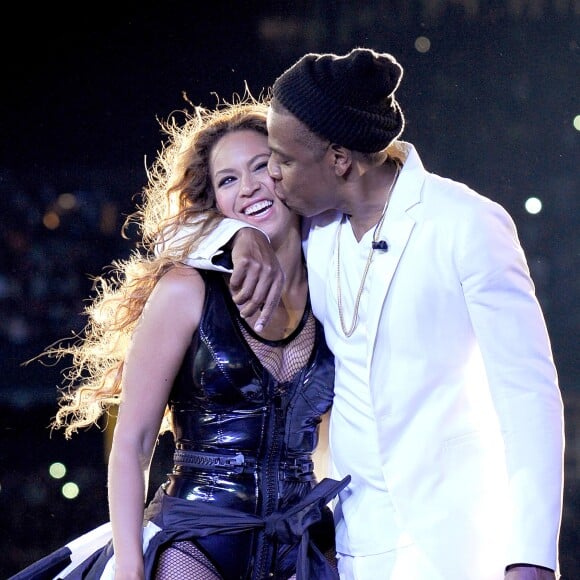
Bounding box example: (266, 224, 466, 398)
(266, 106, 337, 218)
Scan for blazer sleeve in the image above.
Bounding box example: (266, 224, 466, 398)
(457, 196, 564, 569)
(157, 218, 265, 273)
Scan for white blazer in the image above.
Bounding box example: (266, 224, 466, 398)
(180, 141, 564, 579)
(303, 142, 564, 578)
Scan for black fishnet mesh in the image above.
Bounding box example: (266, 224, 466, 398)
(155, 540, 222, 579)
(324, 546, 339, 574)
(240, 312, 315, 383)
(153, 536, 337, 579)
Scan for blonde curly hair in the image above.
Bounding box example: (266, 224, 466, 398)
(45, 92, 270, 438)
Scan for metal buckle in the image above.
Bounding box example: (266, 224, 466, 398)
(281, 458, 314, 478)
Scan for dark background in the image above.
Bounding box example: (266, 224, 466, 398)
(1, 1, 579, 577)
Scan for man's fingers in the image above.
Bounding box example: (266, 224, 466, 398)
(229, 256, 257, 294)
(230, 271, 258, 310)
(230, 260, 269, 317)
(231, 265, 284, 324)
(234, 294, 265, 319)
(228, 226, 285, 328)
(253, 279, 284, 332)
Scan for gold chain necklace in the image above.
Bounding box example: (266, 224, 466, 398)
(336, 161, 401, 337)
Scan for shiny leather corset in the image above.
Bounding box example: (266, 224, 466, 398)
(163, 269, 335, 578)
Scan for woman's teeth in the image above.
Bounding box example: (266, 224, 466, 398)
(244, 200, 273, 216)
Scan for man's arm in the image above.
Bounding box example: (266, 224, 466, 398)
(229, 228, 285, 331)
(458, 199, 563, 574)
(170, 218, 284, 331)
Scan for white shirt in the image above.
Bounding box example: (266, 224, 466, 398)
(326, 218, 403, 556)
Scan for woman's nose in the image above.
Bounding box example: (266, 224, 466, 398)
(240, 174, 259, 196)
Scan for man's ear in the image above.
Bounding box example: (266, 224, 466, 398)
(329, 144, 352, 177)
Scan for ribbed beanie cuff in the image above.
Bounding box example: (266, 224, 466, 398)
(272, 48, 405, 153)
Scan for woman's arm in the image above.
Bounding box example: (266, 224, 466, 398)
(313, 410, 331, 481)
(107, 267, 205, 579)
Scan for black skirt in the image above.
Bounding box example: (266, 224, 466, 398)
(9, 476, 349, 580)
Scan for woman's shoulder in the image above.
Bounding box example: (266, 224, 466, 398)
(154, 265, 206, 302)
(140, 265, 207, 334)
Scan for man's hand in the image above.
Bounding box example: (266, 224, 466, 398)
(229, 227, 285, 332)
(505, 564, 556, 580)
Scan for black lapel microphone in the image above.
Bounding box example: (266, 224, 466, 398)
(371, 240, 389, 251)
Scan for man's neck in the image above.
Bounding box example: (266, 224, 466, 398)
(345, 158, 400, 242)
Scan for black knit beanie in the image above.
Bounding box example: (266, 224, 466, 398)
(272, 48, 405, 153)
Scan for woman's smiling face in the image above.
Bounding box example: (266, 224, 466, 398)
(210, 129, 299, 245)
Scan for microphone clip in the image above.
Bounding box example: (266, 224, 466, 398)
(371, 240, 389, 251)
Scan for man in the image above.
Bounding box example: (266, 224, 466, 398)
(180, 49, 565, 579)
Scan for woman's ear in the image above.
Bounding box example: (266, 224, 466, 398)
(329, 144, 352, 177)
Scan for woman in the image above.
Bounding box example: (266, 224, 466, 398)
(12, 96, 346, 580)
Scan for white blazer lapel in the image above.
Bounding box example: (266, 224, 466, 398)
(365, 149, 424, 360)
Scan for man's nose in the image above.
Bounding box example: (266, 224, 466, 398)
(267, 157, 281, 181)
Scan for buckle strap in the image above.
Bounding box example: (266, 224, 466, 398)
(280, 458, 315, 478)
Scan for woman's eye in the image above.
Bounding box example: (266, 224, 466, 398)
(218, 176, 235, 188)
(255, 161, 269, 171)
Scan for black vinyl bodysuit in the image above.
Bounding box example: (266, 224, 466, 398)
(8, 269, 345, 580)
(144, 269, 339, 579)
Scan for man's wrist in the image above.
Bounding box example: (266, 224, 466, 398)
(233, 226, 270, 243)
(506, 564, 553, 571)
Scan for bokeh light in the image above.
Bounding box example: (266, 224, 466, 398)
(62, 482, 80, 500)
(49, 462, 67, 479)
(57, 193, 77, 210)
(414, 36, 431, 53)
(42, 211, 60, 230)
(524, 197, 543, 215)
